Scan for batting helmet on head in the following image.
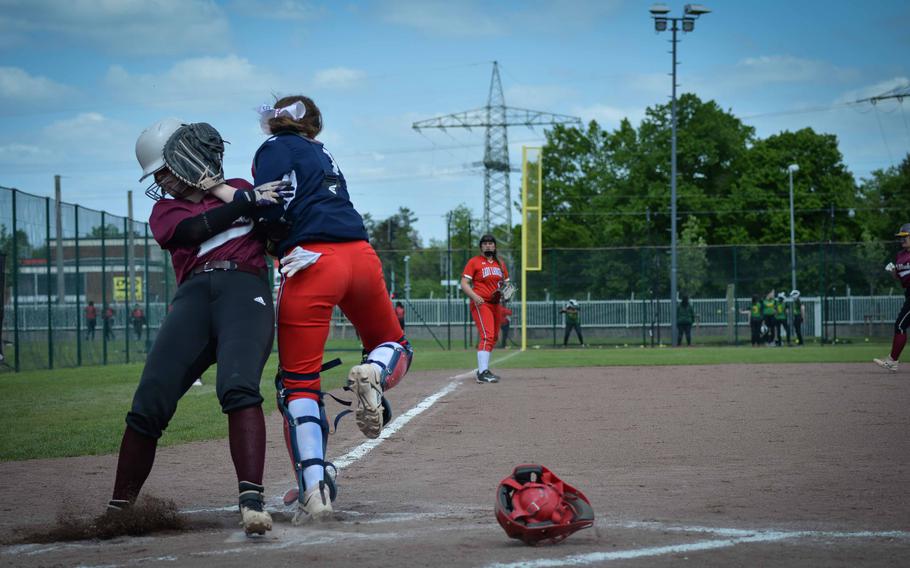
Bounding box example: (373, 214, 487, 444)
(896, 223, 910, 239)
(495, 464, 594, 546)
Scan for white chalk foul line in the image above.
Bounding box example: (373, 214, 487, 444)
(333, 378, 462, 469)
(483, 525, 910, 568)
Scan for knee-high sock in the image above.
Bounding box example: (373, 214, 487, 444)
(228, 405, 266, 485)
(111, 426, 157, 502)
(477, 350, 490, 372)
(891, 333, 907, 361)
(288, 398, 324, 492)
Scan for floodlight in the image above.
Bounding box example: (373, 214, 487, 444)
(788, 164, 799, 173)
(684, 4, 711, 16)
(682, 18, 694, 32)
(655, 18, 668, 31)
(650, 3, 671, 15)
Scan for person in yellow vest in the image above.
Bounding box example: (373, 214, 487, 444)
(774, 292, 790, 346)
(761, 291, 777, 345)
(741, 295, 763, 347)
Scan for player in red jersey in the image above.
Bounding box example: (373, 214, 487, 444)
(461, 234, 511, 383)
(874, 223, 910, 372)
(252, 96, 413, 524)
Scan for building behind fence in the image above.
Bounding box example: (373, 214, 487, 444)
(2, 185, 904, 371)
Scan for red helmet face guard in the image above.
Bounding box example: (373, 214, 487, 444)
(495, 465, 595, 546)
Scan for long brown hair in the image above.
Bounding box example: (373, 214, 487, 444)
(267, 95, 322, 138)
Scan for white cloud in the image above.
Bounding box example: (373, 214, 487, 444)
(573, 103, 645, 129)
(731, 55, 857, 85)
(314, 67, 367, 90)
(835, 76, 910, 104)
(104, 56, 296, 111)
(504, 83, 576, 110)
(380, 0, 502, 37)
(0, 0, 231, 56)
(0, 112, 135, 169)
(0, 66, 76, 103)
(227, 0, 324, 21)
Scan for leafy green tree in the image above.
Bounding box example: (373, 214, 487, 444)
(678, 216, 708, 297)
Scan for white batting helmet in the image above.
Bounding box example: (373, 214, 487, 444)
(136, 117, 184, 181)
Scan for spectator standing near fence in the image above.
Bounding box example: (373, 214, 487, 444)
(394, 301, 405, 331)
(560, 299, 585, 347)
(676, 295, 695, 346)
(745, 295, 763, 347)
(774, 292, 790, 346)
(761, 292, 776, 345)
(790, 290, 804, 345)
(500, 305, 513, 349)
(85, 301, 97, 340)
(103, 304, 115, 341)
(874, 223, 910, 372)
(130, 304, 145, 340)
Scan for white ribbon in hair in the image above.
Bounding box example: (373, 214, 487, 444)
(258, 101, 307, 134)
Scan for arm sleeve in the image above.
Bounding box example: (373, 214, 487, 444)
(169, 199, 256, 248)
(253, 139, 294, 223)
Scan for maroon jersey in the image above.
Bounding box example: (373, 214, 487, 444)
(895, 249, 910, 294)
(149, 178, 266, 284)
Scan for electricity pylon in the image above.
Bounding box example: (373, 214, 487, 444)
(412, 61, 581, 248)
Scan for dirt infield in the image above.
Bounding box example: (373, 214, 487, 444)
(2, 362, 909, 567)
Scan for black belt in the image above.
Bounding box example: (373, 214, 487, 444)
(189, 260, 264, 278)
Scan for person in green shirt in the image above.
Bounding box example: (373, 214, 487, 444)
(790, 289, 804, 345)
(742, 295, 763, 347)
(560, 299, 585, 346)
(761, 291, 777, 345)
(677, 295, 696, 346)
(774, 292, 790, 346)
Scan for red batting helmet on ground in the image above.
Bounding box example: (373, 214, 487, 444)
(495, 464, 595, 545)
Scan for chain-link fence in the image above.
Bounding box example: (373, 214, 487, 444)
(1, 185, 178, 372)
(2, 184, 905, 371)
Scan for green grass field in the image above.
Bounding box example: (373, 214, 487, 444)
(0, 340, 889, 462)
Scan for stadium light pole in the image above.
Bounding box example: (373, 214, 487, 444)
(787, 164, 799, 293)
(650, 3, 710, 347)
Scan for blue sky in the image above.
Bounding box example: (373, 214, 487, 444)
(1, 0, 908, 243)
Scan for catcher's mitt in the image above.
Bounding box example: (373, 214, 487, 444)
(163, 122, 225, 190)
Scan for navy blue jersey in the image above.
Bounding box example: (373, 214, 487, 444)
(253, 133, 367, 256)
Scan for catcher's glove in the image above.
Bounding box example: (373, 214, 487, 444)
(500, 281, 517, 302)
(163, 122, 225, 191)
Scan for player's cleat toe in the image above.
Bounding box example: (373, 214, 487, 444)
(238, 482, 272, 536)
(476, 369, 500, 384)
(873, 357, 899, 372)
(347, 364, 383, 438)
(293, 481, 333, 525)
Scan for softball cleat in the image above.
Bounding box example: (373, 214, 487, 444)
(347, 363, 384, 438)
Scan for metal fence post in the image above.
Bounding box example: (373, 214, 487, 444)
(123, 217, 129, 364)
(11, 189, 20, 371)
(75, 204, 82, 365)
(144, 223, 151, 354)
(45, 196, 53, 369)
(101, 211, 107, 364)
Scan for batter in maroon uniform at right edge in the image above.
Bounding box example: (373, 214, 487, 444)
(874, 223, 910, 372)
